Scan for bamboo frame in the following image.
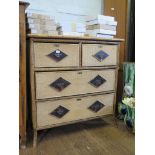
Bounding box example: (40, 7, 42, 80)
(28, 36, 123, 147)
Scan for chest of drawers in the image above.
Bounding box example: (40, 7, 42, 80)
(27, 35, 123, 147)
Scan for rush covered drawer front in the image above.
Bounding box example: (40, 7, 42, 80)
(82, 44, 118, 66)
(35, 69, 116, 99)
(34, 43, 80, 67)
(37, 93, 114, 128)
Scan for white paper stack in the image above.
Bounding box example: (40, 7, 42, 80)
(57, 22, 86, 36)
(27, 13, 59, 35)
(86, 15, 117, 38)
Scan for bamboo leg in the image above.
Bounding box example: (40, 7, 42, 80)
(113, 115, 118, 128)
(20, 133, 26, 149)
(33, 130, 37, 148)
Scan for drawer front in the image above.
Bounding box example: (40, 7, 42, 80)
(35, 69, 116, 99)
(82, 44, 118, 66)
(34, 43, 80, 67)
(37, 93, 114, 127)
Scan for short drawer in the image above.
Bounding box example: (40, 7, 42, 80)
(34, 43, 80, 67)
(37, 93, 114, 128)
(35, 69, 116, 99)
(82, 44, 118, 66)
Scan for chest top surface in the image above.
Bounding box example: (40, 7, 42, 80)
(27, 34, 124, 43)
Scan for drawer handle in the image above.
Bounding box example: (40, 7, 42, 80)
(47, 49, 68, 62)
(50, 77, 71, 91)
(77, 98, 82, 101)
(98, 45, 103, 48)
(50, 105, 69, 118)
(78, 71, 82, 74)
(88, 101, 105, 112)
(93, 50, 109, 62)
(89, 75, 106, 88)
(54, 44, 60, 47)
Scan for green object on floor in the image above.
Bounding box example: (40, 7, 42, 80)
(124, 104, 135, 132)
(123, 63, 135, 97)
(118, 100, 135, 133)
(118, 63, 135, 132)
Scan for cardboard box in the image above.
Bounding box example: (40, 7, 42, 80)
(86, 29, 116, 35)
(86, 19, 117, 26)
(86, 15, 115, 22)
(86, 24, 116, 31)
(47, 31, 58, 35)
(27, 13, 39, 19)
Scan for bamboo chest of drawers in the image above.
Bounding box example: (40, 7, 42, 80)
(27, 35, 123, 147)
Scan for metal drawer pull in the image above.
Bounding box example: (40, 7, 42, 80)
(98, 45, 103, 48)
(78, 71, 82, 74)
(93, 50, 109, 62)
(50, 105, 69, 118)
(47, 49, 67, 62)
(77, 98, 82, 101)
(50, 77, 71, 91)
(54, 44, 60, 47)
(88, 101, 105, 112)
(89, 75, 106, 88)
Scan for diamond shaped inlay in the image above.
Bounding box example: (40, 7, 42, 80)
(47, 49, 67, 62)
(94, 50, 109, 62)
(89, 75, 106, 88)
(50, 77, 71, 91)
(50, 105, 69, 118)
(89, 101, 105, 112)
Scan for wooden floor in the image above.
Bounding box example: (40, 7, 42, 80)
(20, 116, 135, 155)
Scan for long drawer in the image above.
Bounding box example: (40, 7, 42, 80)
(35, 69, 116, 99)
(82, 44, 118, 66)
(34, 43, 80, 67)
(37, 93, 114, 128)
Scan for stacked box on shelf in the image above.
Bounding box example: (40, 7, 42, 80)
(27, 13, 59, 35)
(57, 22, 86, 36)
(86, 15, 117, 39)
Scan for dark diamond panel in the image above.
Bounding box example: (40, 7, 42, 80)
(47, 49, 67, 62)
(89, 75, 106, 88)
(89, 101, 105, 112)
(50, 105, 69, 118)
(94, 50, 109, 62)
(50, 77, 71, 91)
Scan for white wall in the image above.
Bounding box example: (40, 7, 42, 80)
(26, 0, 103, 23)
